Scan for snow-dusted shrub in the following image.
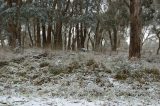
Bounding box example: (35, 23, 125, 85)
(66, 61, 80, 73)
(39, 62, 50, 68)
(114, 69, 130, 80)
(49, 65, 66, 75)
(111, 57, 143, 73)
(110, 56, 160, 82)
(49, 61, 80, 75)
(0, 61, 9, 67)
(131, 68, 160, 82)
(100, 63, 112, 73)
(86, 59, 97, 66)
(11, 57, 25, 64)
(112, 60, 160, 82)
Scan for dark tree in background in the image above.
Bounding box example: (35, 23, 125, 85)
(129, 0, 142, 59)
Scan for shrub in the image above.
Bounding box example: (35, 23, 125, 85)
(86, 59, 96, 66)
(114, 69, 130, 80)
(0, 61, 9, 67)
(49, 66, 65, 75)
(67, 61, 80, 73)
(40, 62, 50, 68)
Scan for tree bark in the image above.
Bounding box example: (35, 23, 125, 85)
(6, 0, 16, 48)
(47, 24, 52, 48)
(156, 34, 160, 55)
(112, 27, 118, 51)
(16, 0, 22, 48)
(94, 21, 100, 51)
(42, 23, 47, 48)
(71, 27, 76, 51)
(36, 19, 41, 47)
(80, 24, 87, 48)
(27, 21, 33, 47)
(76, 23, 81, 49)
(129, 0, 142, 59)
(108, 30, 113, 50)
(33, 20, 36, 46)
(157, 38, 160, 55)
(67, 25, 72, 50)
(54, 21, 63, 50)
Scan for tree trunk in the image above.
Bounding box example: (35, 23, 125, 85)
(33, 20, 36, 46)
(67, 25, 72, 50)
(87, 30, 91, 50)
(27, 21, 33, 46)
(47, 24, 52, 48)
(76, 23, 81, 49)
(0, 17, 4, 48)
(6, 0, 16, 48)
(129, 0, 142, 59)
(8, 20, 16, 48)
(36, 19, 41, 47)
(157, 37, 160, 55)
(42, 23, 47, 48)
(80, 24, 87, 48)
(64, 32, 67, 50)
(15, 0, 22, 48)
(54, 21, 62, 50)
(94, 21, 101, 51)
(71, 27, 76, 51)
(108, 30, 113, 50)
(112, 27, 117, 51)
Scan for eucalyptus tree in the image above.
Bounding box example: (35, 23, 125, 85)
(102, 0, 129, 52)
(51, 0, 71, 50)
(150, 0, 160, 55)
(0, 0, 23, 48)
(140, 0, 155, 48)
(61, 0, 102, 51)
(129, 0, 142, 59)
(0, 0, 4, 47)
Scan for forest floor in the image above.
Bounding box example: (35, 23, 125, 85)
(0, 49, 160, 106)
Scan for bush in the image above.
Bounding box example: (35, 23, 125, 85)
(49, 66, 65, 75)
(67, 61, 80, 73)
(111, 57, 160, 82)
(11, 57, 25, 64)
(144, 68, 160, 75)
(0, 61, 9, 67)
(131, 68, 160, 82)
(114, 69, 130, 80)
(86, 59, 96, 66)
(40, 62, 50, 68)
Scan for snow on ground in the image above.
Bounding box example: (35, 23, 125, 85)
(0, 95, 159, 106)
(0, 95, 102, 106)
(0, 49, 160, 106)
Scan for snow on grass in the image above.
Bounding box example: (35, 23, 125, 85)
(0, 50, 160, 106)
(0, 94, 159, 106)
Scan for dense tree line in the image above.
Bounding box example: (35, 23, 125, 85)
(0, 0, 160, 58)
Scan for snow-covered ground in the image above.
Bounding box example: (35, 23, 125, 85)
(1, 95, 159, 106)
(0, 49, 159, 106)
(0, 95, 105, 106)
